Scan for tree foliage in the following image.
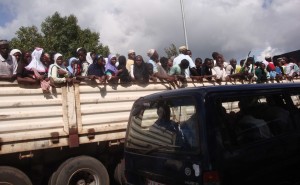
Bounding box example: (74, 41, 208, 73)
(164, 43, 178, 58)
(10, 12, 109, 59)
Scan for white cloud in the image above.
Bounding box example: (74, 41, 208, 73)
(0, 0, 299, 61)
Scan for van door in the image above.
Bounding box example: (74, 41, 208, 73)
(208, 91, 300, 185)
(125, 96, 203, 185)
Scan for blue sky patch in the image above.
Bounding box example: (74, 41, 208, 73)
(262, 0, 273, 9)
(0, 3, 14, 27)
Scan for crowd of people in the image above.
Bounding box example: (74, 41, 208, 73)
(1, 39, 299, 92)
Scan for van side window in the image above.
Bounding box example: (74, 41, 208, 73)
(126, 97, 199, 153)
(215, 93, 294, 148)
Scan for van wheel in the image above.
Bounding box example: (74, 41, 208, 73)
(114, 159, 126, 185)
(0, 166, 32, 185)
(53, 156, 109, 185)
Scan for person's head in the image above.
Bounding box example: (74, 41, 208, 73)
(90, 51, 96, 61)
(22, 51, 32, 64)
(245, 57, 254, 66)
(179, 59, 189, 69)
(216, 55, 224, 66)
(147, 49, 159, 61)
(108, 54, 117, 66)
(160, 56, 168, 70)
(96, 55, 106, 67)
(128, 49, 136, 60)
(10, 49, 22, 62)
(41, 52, 51, 67)
(186, 49, 192, 57)
(54, 53, 64, 66)
(135, 55, 144, 66)
(204, 58, 214, 68)
(229, 59, 237, 67)
(260, 62, 266, 69)
(195, 58, 203, 68)
(118, 55, 127, 66)
(0, 40, 9, 59)
(265, 55, 272, 62)
(77, 48, 87, 62)
(178, 46, 187, 54)
(146, 63, 154, 75)
(167, 57, 174, 68)
(240, 59, 245, 66)
(157, 104, 171, 121)
(212, 52, 220, 60)
(281, 57, 288, 65)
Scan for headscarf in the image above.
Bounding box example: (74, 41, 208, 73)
(25, 47, 46, 73)
(67, 57, 77, 74)
(10, 49, 22, 56)
(147, 49, 155, 57)
(105, 54, 118, 74)
(133, 55, 149, 83)
(48, 53, 68, 77)
(88, 55, 105, 77)
(86, 52, 93, 65)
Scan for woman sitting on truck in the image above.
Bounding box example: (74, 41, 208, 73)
(131, 55, 150, 84)
(87, 55, 106, 83)
(48, 53, 71, 84)
(105, 54, 120, 83)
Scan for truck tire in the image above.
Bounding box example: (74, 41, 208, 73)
(0, 166, 32, 185)
(53, 156, 109, 185)
(114, 159, 126, 185)
(48, 157, 75, 185)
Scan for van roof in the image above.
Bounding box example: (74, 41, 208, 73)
(138, 83, 300, 101)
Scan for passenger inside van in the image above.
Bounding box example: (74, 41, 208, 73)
(154, 104, 189, 147)
(235, 97, 273, 144)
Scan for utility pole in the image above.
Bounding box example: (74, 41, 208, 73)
(180, 0, 188, 49)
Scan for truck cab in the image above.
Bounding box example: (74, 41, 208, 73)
(124, 83, 300, 185)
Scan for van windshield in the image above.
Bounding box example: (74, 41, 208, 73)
(126, 96, 199, 153)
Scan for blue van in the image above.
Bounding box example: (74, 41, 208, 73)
(124, 83, 300, 185)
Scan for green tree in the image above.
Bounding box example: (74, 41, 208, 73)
(164, 43, 178, 58)
(10, 12, 109, 59)
(10, 26, 43, 51)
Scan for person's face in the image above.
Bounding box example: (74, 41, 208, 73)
(231, 60, 237, 67)
(187, 50, 192, 57)
(24, 52, 32, 64)
(56, 56, 64, 66)
(207, 61, 213, 68)
(129, 52, 136, 60)
(153, 51, 159, 61)
(0, 44, 9, 58)
(167, 59, 173, 68)
(110, 57, 117, 65)
(195, 60, 202, 68)
(13, 52, 22, 62)
(41, 53, 50, 66)
(135, 56, 143, 66)
(97, 58, 105, 66)
(91, 52, 96, 61)
(77, 51, 86, 62)
(261, 63, 266, 69)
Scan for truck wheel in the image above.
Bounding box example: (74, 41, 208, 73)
(114, 159, 126, 185)
(48, 157, 75, 185)
(54, 156, 109, 185)
(0, 166, 32, 185)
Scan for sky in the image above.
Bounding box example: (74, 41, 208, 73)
(0, 0, 299, 62)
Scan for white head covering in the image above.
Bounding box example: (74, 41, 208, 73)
(147, 49, 156, 57)
(10, 49, 22, 56)
(25, 47, 46, 73)
(179, 46, 187, 52)
(86, 52, 93, 65)
(54, 53, 63, 65)
(128, 49, 135, 54)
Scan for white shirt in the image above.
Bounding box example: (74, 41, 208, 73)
(212, 66, 228, 81)
(173, 54, 195, 78)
